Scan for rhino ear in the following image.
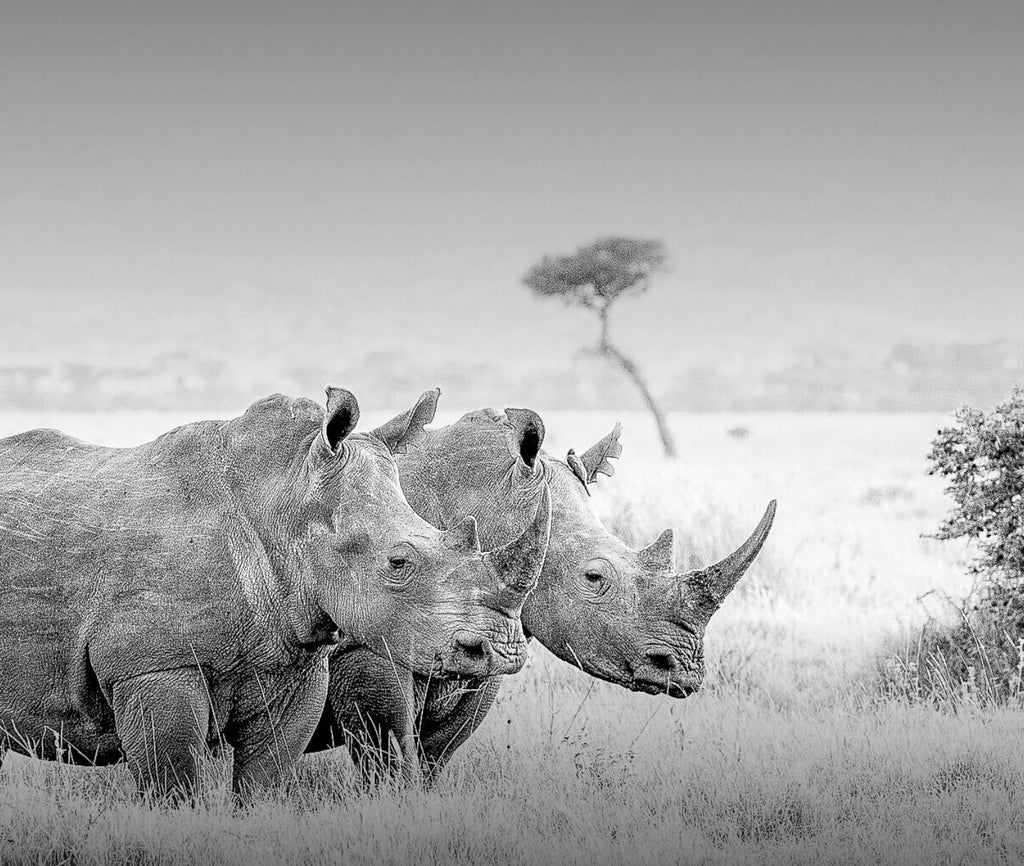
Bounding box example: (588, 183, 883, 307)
(321, 386, 360, 454)
(372, 387, 440, 454)
(578, 422, 623, 484)
(505, 408, 545, 469)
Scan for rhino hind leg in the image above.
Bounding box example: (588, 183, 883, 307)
(111, 668, 212, 800)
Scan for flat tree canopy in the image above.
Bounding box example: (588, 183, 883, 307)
(522, 237, 666, 311)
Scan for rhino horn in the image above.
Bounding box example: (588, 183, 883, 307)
(483, 487, 551, 594)
(371, 387, 440, 454)
(637, 528, 675, 574)
(579, 422, 623, 484)
(441, 515, 481, 555)
(679, 500, 776, 623)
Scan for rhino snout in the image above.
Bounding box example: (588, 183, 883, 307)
(629, 644, 703, 698)
(441, 629, 527, 677)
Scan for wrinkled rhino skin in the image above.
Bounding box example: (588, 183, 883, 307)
(0, 389, 547, 799)
(306, 390, 775, 785)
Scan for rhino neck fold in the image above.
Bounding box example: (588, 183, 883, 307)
(518, 583, 557, 649)
(282, 528, 360, 653)
(223, 450, 342, 656)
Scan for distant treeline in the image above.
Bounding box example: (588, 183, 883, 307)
(2, 341, 1022, 413)
(669, 341, 1024, 412)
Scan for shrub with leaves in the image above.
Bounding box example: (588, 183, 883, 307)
(929, 387, 1024, 587)
(907, 387, 1024, 706)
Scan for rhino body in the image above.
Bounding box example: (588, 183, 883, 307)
(0, 389, 548, 798)
(307, 391, 775, 784)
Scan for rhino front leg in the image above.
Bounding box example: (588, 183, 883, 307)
(326, 649, 421, 788)
(419, 676, 503, 787)
(229, 668, 328, 801)
(384, 664, 422, 787)
(111, 667, 212, 799)
(342, 717, 402, 787)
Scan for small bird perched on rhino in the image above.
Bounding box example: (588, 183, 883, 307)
(0, 388, 550, 800)
(305, 388, 776, 785)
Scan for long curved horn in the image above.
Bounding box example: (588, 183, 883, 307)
(483, 487, 551, 594)
(679, 500, 776, 623)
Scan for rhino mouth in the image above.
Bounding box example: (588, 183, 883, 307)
(628, 677, 698, 699)
(574, 661, 697, 698)
(435, 633, 528, 679)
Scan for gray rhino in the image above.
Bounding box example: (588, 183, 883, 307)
(305, 389, 775, 784)
(0, 388, 549, 799)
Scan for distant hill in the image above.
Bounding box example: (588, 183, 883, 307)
(2, 340, 1021, 413)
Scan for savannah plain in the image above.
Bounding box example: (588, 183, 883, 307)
(0, 406, 1018, 866)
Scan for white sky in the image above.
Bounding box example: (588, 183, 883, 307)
(2, 0, 1023, 374)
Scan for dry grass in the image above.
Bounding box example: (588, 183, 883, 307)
(2, 409, 1021, 865)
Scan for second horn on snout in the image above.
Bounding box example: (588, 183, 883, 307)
(441, 515, 482, 555)
(638, 528, 675, 574)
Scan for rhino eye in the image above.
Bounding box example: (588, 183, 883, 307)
(576, 559, 614, 599)
(382, 548, 418, 589)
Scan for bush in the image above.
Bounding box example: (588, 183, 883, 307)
(929, 388, 1024, 586)
(880, 601, 1024, 709)
(898, 388, 1024, 705)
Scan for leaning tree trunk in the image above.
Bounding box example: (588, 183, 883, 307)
(597, 309, 677, 458)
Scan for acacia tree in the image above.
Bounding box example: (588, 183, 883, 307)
(522, 236, 677, 457)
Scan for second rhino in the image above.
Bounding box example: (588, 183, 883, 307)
(306, 389, 775, 784)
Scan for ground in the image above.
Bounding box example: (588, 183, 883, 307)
(1, 409, 1020, 866)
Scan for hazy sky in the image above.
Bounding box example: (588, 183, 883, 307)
(2, 0, 1023, 376)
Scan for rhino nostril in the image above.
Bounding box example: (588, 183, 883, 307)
(645, 650, 678, 672)
(454, 635, 492, 662)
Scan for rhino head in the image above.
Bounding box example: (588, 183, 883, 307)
(394, 395, 775, 697)
(297, 388, 549, 679)
(532, 438, 776, 696)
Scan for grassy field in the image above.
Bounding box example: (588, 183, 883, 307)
(1, 408, 1021, 865)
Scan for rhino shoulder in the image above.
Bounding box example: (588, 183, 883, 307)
(225, 393, 324, 456)
(0, 428, 107, 491)
(0, 426, 91, 456)
(243, 393, 324, 425)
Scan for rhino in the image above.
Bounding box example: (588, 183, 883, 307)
(0, 388, 549, 799)
(305, 389, 776, 784)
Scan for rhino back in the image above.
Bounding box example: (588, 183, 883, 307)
(0, 410, 314, 745)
